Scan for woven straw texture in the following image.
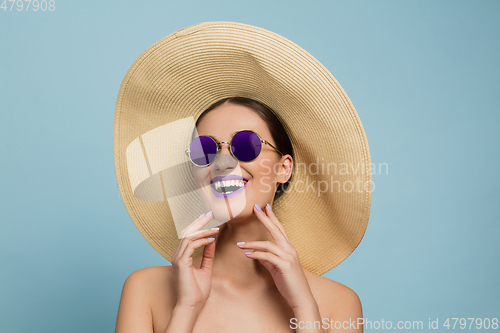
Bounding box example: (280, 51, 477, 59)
(114, 21, 372, 275)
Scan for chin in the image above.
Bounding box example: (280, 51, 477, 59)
(197, 182, 251, 223)
(225, 205, 255, 224)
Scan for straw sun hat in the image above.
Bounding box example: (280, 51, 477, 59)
(114, 21, 372, 275)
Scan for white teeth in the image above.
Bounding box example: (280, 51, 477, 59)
(212, 179, 246, 191)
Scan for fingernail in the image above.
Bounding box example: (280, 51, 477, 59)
(207, 237, 215, 241)
(211, 227, 219, 231)
(266, 203, 272, 211)
(245, 252, 252, 255)
(237, 242, 245, 246)
(205, 211, 212, 216)
(198, 214, 205, 219)
(254, 204, 261, 211)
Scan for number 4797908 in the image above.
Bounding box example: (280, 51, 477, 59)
(1, 0, 55, 11)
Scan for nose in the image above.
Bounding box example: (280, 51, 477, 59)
(211, 142, 238, 171)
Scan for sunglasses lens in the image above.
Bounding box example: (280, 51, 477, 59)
(189, 136, 217, 166)
(231, 131, 262, 162)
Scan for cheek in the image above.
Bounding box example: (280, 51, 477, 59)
(192, 166, 208, 186)
(252, 158, 279, 182)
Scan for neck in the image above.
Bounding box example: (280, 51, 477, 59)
(196, 214, 276, 288)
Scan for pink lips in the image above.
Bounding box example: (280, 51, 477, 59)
(210, 175, 248, 199)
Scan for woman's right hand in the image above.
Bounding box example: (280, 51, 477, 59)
(171, 211, 219, 309)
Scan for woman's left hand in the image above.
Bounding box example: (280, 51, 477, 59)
(237, 203, 316, 310)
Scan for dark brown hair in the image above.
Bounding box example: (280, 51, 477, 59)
(195, 97, 294, 200)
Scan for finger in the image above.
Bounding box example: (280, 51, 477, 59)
(180, 211, 213, 238)
(253, 204, 288, 247)
(179, 237, 216, 263)
(265, 203, 289, 241)
(179, 211, 213, 239)
(244, 250, 282, 267)
(178, 227, 219, 259)
(250, 248, 275, 271)
(176, 212, 214, 256)
(237, 240, 288, 258)
(200, 237, 216, 272)
(256, 256, 276, 273)
(185, 227, 219, 239)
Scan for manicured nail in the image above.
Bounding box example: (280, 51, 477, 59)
(266, 203, 272, 211)
(211, 227, 219, 231)
(245, 252, 252, 255)
(207, 237, 215, 241)
(198, 214, 205, 219)
(237, 242, 245, 246)
(205, 211, 212, 216)
(254, 204, 261, 211)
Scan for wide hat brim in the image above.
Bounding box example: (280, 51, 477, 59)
(114, 21, 372, 275)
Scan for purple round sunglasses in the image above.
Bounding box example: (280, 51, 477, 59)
(185, 130, 283, 167)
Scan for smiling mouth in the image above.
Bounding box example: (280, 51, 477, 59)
(210, 180, 247, 194)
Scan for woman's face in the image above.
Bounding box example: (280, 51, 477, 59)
(192, 102, 291, 223)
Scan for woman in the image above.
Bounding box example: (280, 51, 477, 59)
(114, 22, 372, 333)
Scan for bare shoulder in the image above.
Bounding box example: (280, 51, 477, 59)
(127, 265, 175, 284)
(116, 266, 176, 333)
(304, 270, 363, 319)
(127, 266, 177, 303)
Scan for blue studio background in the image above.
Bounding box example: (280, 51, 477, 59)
(1, 1, 499, 332)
